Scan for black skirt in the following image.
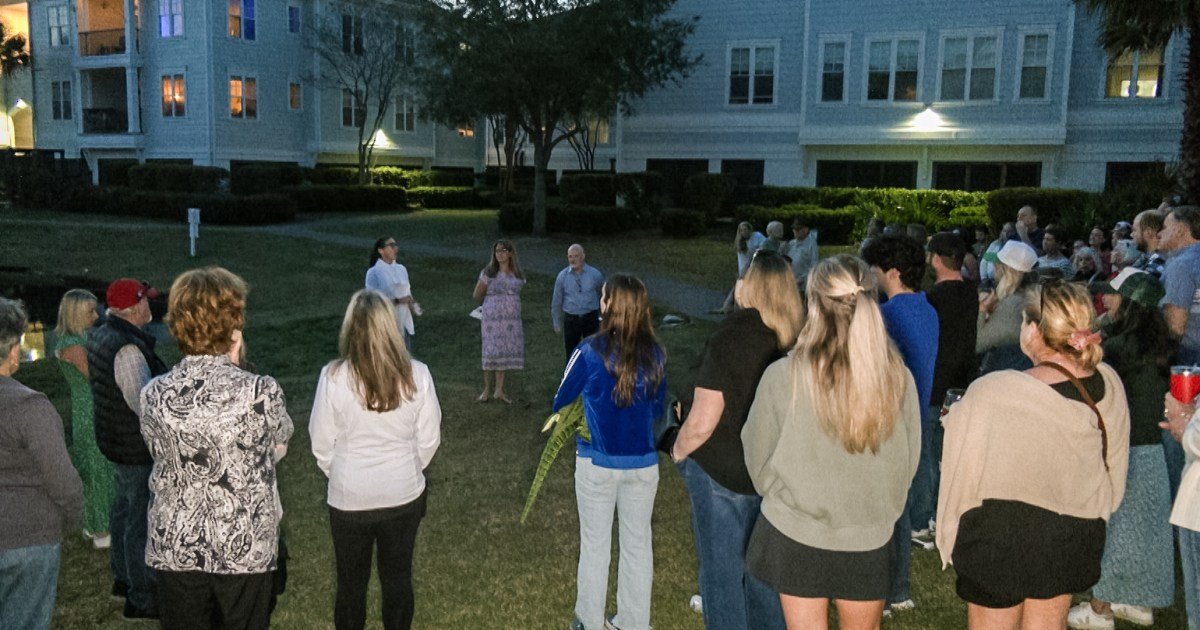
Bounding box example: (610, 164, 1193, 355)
(953, 499, 1106, 609)
(745, 516, 892, 601)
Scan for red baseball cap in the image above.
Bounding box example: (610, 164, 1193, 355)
(106, 278, 160, 310)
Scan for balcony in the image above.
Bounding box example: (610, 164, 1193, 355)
(83, 108, 128, 134)
(79, 29, 132, 57)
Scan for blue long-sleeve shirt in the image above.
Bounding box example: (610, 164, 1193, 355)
(553, 339, 665, 469)
(551, 264, 604, 330)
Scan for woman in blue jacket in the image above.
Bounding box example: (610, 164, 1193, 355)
(554, 274, 666, 630)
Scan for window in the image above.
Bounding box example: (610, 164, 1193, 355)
(161, 75, 186, 117)
(1105, 162, 1167, 191)
(230, 76, 257, 119)
(288, 5, 301, 34)
(342, 14, 363, 55)
(728, 45, 776, 105)
(289, 82, 301, 110)
(940, 35, 997, 101)
(397, 25, 416, 66)
(395, 96, 415, 132)
(228, 0, 255, 40)
(457, 122, 474, 137)
(342, 88, 364, 127)
(1019, 33, 1050, 99)
(1105, 47, 1165, 98)
(867, 38, 920, 102)
(821, 40, 847, 102)
(48, 5, 70, 47)
(51, 80, 71, 120)
(160, 0, 183, 37)
(932, 162, 1041, 191)
(816, 161, 917, 188)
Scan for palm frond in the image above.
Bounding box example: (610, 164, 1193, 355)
(1074, 0, 1186, 53)
(520, 397, 589, 524)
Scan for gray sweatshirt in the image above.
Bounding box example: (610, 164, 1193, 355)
(0, 376, 84, 551)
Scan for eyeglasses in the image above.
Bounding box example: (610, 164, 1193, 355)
(384, 242, 397, 249)
(1038, 277, 1065, 320)
(495, 247, 511, 253)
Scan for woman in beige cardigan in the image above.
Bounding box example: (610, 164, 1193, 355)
(938, 279, 1129, 629)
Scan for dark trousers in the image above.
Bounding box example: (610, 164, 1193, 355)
(563, 311, 600, 358)
(111, 463, 156, 612)
(329, 492, 427, 630)
(158, 570, 274, 630)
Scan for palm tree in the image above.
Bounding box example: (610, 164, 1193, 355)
(1075, 0, 1199, 203)
(0, 20, 30, 79)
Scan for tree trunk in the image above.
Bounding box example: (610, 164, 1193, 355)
(533, 141, 549, 235)
(503, 117, 521, 201)
(1181, 21, 1200, 204)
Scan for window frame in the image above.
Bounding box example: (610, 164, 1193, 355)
(342, 13, 364, 56)
(51, 80, 72, 120)
(160, 0, 184, 38)
(161, 73, 186, 118)
(817, 34, 851, 104)
(342, 88, 365, 127)
(1015, 26, 1055, 102)
(724, 40, 780, 108)
(287, 5, 301, 35)
(397, 23, 416, 67)
(1102, 44, 1169, 100)
(394, 95, 416, 132)
(228, 0, 256, 41)
(934, 28, 1003, 104)
(229, 75, 258, 120)
(288, 81, 302, 112)
(862, 33, 925, 105)
(47, 5, 70, 48)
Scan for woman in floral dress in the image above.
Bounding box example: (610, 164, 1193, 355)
(53, 289, 113, 549)
(473, 239, 526, 404)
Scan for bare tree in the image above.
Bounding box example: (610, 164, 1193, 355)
(561, 113, 610, 172)
(488, 113, 526, 199)
(312, 0, 416, 184)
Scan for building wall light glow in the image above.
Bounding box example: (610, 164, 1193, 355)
(910, 107, 945, 131)
(13, 98, 29, 110)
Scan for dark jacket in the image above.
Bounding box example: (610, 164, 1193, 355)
(87, 316, 167, 465)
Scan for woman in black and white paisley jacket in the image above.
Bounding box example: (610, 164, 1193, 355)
(140, 266, 293, 630)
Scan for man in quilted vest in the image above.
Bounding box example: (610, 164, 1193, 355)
(86, 278, 168, 621)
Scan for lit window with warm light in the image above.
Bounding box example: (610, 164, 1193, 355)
(230, 76, 256, 119)
(228, 0, 255, 40)
(1105, 48, 1165, 99)
(162, 74, 186, 117)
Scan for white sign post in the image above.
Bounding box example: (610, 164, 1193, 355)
(187, 208, 200, 257)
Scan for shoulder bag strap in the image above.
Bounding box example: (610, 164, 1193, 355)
(1036, 361, 1108, 470)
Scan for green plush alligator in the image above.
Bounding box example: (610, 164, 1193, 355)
(520, 398, 590, 524)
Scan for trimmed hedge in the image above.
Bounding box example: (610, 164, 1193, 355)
(128, 164, 228, 194)
(560, 173, 616, 206)
(614, 171, 665, 220)
(56, 186, 295, 224)
(943, 205, 991, 230)
(736, 204, 860, 245)
(231, 164, 309, 195)
(658, 208, 707, 238)
(407, 186, 479, 209)
(682, 173, 733, 217)
(498, 203, 637, 234)
(985, 187, 1096, 234)
(280, 185, 410, 214)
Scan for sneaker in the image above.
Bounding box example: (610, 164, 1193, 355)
(1111, 603, 1153, 626)
(111, 580, 129, 601)
(1067, 602, 1114, 630)
(889, 599, 915, 613)
(604, 616, 651, 630)
(92, 534, 111, 549)
(122, 600, 159, 621)
(688, 594, 703, 614)
(911, 526, 932, 538)
(568, 619, 585, 630)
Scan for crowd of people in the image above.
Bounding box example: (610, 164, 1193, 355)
(1, 201, 1199, 630)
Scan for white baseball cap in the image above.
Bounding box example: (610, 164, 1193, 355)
(983, 240, 1037, 273)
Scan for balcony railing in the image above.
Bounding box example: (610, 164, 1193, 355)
(82, 108, 128, 134)
(79, 29, 128, 57)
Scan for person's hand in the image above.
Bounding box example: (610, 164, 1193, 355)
(979, 291, 998, 315)
(412, 302, 423, 316)
(1015, 221, 1029, 240)
(1160, 393, 1196, 442)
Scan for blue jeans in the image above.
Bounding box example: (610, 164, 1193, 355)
(909, 412, 938, 531)
(574, 457, 657, 630)
(111, 463, 157, 612)
(1164, 428, 1185, 502)
(1182, 527, 1200, 630)
(0, 543, 61, 630)
(677, 459, 784, 630)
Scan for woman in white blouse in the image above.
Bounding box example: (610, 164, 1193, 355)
(365, 236, 422, 351)
(310, 289, 441, 630)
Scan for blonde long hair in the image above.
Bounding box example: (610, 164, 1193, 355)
(595, 274, 664, 407)
(1022, 280, 1104, 371)
(331, 290, 416, 412)
(994, 262, 1030, 303)
(737, 251, 804, 349)
(55, 289, 98, 336)
(795, 255, 907, 454)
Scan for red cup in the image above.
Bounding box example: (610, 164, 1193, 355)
(1171, 366, 1200, 404)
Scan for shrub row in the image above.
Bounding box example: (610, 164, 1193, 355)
(615, 172, 665, 220)
(279, 185, 410, 214)
(559, 173, 616, 206)
(406, 186, 479, 209)
(658, 208, 707, 238)
(128, 164, 228, 194)
(497, 203, 638, 235)
(56, 186, 295, 224)
(736, 204, 861, 245)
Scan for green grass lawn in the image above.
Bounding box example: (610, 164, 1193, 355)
(1, 209, 1186, 629)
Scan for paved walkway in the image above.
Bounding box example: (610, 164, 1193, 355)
(257, 223, 727, 322)
(0, 215, 727, 322)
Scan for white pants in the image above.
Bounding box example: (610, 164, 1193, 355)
(574, 456, 659, 630)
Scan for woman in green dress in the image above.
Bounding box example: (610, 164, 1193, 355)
(54, 289, 113, 549)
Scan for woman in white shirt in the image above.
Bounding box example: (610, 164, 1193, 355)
(310, 289, 441, 630)
(365, 236, 422, 350)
